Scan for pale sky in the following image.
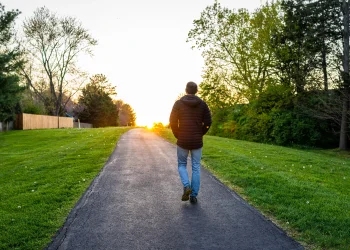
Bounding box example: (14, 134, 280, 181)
(3, 0, 265, 127)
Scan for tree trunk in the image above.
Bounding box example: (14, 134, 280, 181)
(339, 0, 349, 150)
(320, 0, 329, 91)
(321, 40, 328, 91)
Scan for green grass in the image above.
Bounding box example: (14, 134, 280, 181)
(0, 127, 131, 249)
(152, 128, 350, 250)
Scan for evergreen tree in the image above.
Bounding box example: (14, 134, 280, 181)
(77, 74, 118, 127)
(339, 0, 350, 150)
(308, 0, 341, 90)
(0, 4, 23, 122)
(277, 0, 341, 91)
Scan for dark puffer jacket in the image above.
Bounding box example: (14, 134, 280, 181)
(170, 95, 212, 150)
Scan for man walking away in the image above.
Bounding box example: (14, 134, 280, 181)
(169, 81, 212, 203)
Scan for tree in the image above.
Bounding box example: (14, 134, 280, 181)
(339, 0, 350, 149)
(0, 4, 24, 122)
(273, 0, 316, 93)
(77, 74, 118, 127)
(117, 101, 136, 126)
(277, 0, 341, 92)
(19, 7, 97, 116)
(114, 99, 137, 126)
(308, 0, 341, 91)
(188, 1, 282, 103)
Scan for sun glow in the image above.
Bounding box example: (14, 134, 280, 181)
(136, 112, 168, 129)
(146, 123, 154, 129)
(130, 96, 171, 128)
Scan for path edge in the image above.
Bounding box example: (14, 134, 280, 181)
(45, 130, 132, 250)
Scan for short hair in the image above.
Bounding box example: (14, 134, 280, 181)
(185, 81, 198, 94)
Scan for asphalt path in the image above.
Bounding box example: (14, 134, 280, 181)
(47, 128, 303, 250)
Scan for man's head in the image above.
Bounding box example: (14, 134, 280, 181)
(185, 81, 198, 95)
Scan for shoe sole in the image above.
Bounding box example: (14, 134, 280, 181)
(181, 188, 192, 201)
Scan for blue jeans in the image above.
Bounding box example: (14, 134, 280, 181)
(177, 146, 202, 197)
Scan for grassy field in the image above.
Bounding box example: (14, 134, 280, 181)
(0, 127, 130, 249)
(152, 128, 350, 250)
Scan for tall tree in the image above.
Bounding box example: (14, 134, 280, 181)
(309, 0, 341, 91)
(277, 0, 341, 92)
(0, 4, 24, 122)
(20, 7, 97, 116)
(188, 1, 282, 103)
(339, 0, 350, 150)
(274, 0, 315, 93)
(77, 74, 118, 127)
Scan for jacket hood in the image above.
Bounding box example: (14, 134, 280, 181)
(180, 95, 201, 107)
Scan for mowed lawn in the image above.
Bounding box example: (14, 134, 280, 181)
(0, 127, 130, 249)
(153, 128, 350, 250)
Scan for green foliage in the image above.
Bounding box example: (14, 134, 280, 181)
(21, 103, 41, 114)
(77, 74, 118, 127)
(21, 103, 43, 114)
(276, 0, 341, 92)
(206, 85, 338, 148)
(188, 1, 282, 103)
(270, 110, 293, 145)
(0, 127, 130, 249)
(20, 89, 47, 115)
(154, 128, 350, 249)
(275, 0, 316, 92)
(0, 74, 23, 121)
(236, 111, 274, 143)
(198, 68, 236, 110)
(271, 110, 334, 147)
(206, 107, 233, 137)
(0, 4, 23, 122)
(254, 85, 294, 112)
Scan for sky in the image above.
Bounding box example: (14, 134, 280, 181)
(3, 0, 265, 127)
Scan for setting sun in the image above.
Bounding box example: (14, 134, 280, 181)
(128, 94, 172, 127)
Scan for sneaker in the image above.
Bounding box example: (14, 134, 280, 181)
(190, 196, 197, 204)
(181, 186, 192, 201)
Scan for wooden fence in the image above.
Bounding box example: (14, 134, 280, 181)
(16, 113, 73, 130)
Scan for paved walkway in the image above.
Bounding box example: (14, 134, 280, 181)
(47, 128, 303, 250)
